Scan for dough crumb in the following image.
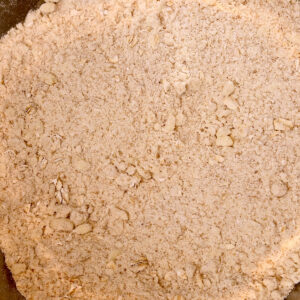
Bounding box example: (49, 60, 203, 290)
(271, 181, 288, 198)
(40, 3, 56, 14)
(50, 218, 74, 232)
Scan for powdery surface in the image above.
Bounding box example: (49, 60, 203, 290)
(0, 0, 299, 299)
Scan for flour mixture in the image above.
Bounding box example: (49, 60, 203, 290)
(0, 0, 299, 299)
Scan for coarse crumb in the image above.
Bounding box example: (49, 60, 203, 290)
(0, 0, 299, 299)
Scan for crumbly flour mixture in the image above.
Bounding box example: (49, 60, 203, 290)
(0, 0, 299, 299)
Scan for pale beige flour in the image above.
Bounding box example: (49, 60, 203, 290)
(0, 0, 299, 299)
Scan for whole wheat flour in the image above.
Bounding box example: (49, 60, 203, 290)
(0, 0, 299, 299)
